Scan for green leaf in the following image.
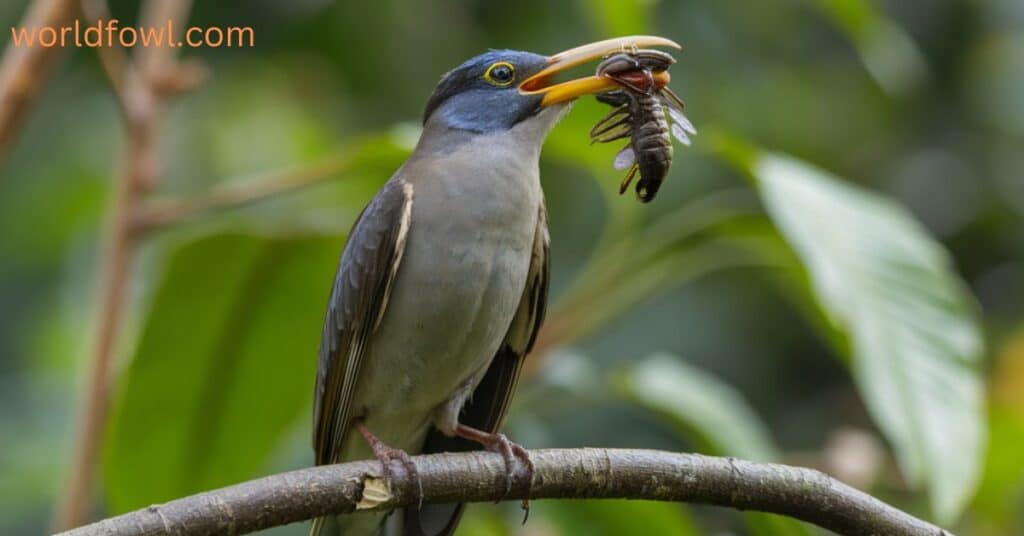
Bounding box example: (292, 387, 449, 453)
(104, 232, 343, 512)
(615, 355, 812, 535)
(615, 354, 778, 461)
(750, 151, 986, 522)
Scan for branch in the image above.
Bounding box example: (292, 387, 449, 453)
(52, 0, 199, 530)
(58, 448, 951, 536)
(0, 0, 79, 165)
(133, 152, 354, 230)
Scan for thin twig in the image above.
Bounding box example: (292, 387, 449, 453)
(52, 152, 141, 531)
(133, 153, 354, 230)
(58, 448, 952, 536)
(79, 0, 127, 100)
(136, 0, 193, 81)
(0, 0, 79, 165)
(52, 0, 197, 530)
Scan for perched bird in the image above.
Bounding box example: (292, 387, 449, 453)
(311, 36, 680, 536)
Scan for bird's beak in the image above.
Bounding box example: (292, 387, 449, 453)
(519, 35, 681, 106)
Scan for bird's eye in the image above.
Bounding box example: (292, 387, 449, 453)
(484, 62, 515, 86)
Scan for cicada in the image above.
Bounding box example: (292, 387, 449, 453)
(590, 49, 696, 202)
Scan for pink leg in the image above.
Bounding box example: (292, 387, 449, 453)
(355, 420, 423, 507)
(454, 423, 533, 519)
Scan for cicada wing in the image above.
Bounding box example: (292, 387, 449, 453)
(613, 146, 636, 170)
(667, 106, 697, 136)
(659, 87, 696, 145)
(659, 87, 687, 113)
(671, 122, 692, 146)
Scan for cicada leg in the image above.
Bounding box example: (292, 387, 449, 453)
(590, 106, 629, 134)
(618, 164, 639, 195)
(596, 90, 631, 107)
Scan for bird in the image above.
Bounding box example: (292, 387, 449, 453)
(310, 36, 681, 536)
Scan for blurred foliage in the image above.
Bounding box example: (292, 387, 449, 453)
(616, 355, 781, 462)
(714, 138, 986, 522)
(808, 0, 929, 96)
(104, 233, 343, 513)
(1, 0, 1023, 535)
(616, 356, 811, 535)
(971, 326, 1024, 533)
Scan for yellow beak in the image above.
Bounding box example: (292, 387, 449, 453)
(519, 35, 681, 106)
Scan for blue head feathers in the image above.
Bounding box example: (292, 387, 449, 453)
(422, 50, 550, 133)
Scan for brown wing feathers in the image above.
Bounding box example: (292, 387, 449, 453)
(313, 179, 414, 465)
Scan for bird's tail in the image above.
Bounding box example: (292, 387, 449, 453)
(310, 511, 390, 536)
(401, 428, 473, 536)
(309, 515, 333, 536)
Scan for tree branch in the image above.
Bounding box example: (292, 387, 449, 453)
(58, 448, 951, 536)
(52, 0, 199, 530)
(0, 0, 79, 165)
(133, 152, 354, 230)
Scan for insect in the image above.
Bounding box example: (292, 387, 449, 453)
(590, 49, 696, 202)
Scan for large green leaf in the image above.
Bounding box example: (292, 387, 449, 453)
(104, 232, 343, 512)
(615, 355, 811, 536)
(615, 355, 778, 462)
(747, 151, 986, 522)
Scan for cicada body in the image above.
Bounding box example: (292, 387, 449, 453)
(590, 49, 696, 202)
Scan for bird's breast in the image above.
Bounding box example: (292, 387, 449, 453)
(354, 144, 543, 425)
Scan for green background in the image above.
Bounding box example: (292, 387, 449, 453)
(1, 0, 1022, 534)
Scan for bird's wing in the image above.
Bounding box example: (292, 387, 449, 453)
(313, 178, 414, 465)
(404, 201, 550, 536)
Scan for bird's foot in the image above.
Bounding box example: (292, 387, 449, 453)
(454, 424, 533, 520)
(355, 420, 423, 507)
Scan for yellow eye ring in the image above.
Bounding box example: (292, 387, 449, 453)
(483, 62, 516, 86)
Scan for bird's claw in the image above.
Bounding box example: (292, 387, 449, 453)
(374, 443, 424, 508)
(454, 425, 534, 520)
(356, 420, 424, 508)
(487, 434, 534, 502)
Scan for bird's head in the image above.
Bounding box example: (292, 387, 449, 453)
(422, 36, 679, 135)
